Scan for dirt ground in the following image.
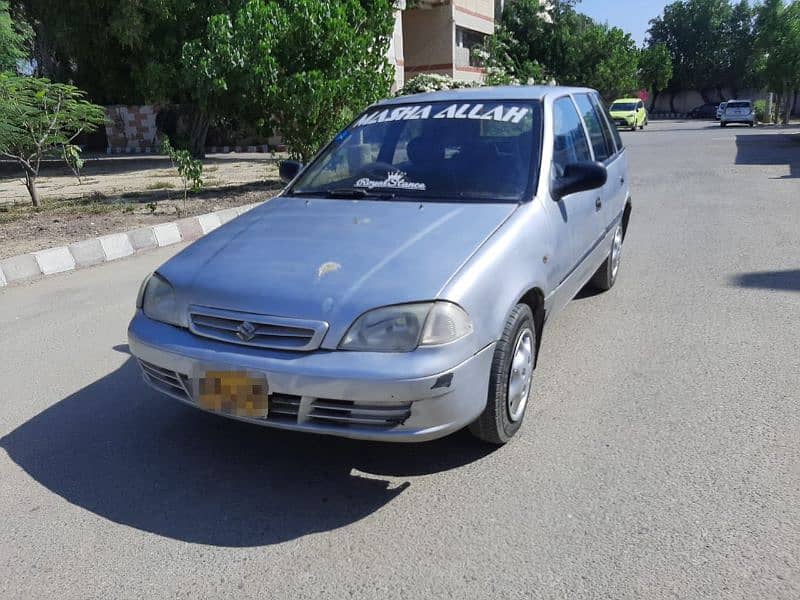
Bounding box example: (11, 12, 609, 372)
(0, 154, 284, 259)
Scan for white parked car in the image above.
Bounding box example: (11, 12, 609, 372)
(721, 100, 755, 127)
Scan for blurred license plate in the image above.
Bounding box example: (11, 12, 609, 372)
(196, 370, 269, 418)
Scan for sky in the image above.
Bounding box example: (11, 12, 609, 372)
(577, 0, 671, 46)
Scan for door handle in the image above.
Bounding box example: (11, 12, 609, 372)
(620, 176, 625, 185)
(595, 197, 602, 211)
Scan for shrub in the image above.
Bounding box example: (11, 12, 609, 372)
(753, 99, 768, 123)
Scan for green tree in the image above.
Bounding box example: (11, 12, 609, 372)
(479, 0, 550, 83)
(568, 23, 640, 101)
(639, 43, 674, 108)
(755, 0, 800, 123)
(186, 0, 396, 162)
(0, 74, 106, 206)
(724, 0, 758, 96)
(482, 0, 640, 100)
(0, 0, 29, 72)
(648, 0, 736, 106)
(14, 0, 237, 155)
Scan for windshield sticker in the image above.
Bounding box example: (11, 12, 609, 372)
(354, 170, 426, 191)
(353, 103, 530, 128)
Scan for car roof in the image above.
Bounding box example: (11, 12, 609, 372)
(728, 99, 752, 103)
(612, 98, 640, 103)
(376, 85, 597, 106)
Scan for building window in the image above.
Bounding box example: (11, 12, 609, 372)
(455, 26, 486, 68)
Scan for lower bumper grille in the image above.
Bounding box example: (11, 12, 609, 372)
(138, 361, 405, 430)
(309, 398, 412, 428)
(139, 360, 192, 402)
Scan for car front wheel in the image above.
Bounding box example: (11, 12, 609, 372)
(469, 304, 536, 445)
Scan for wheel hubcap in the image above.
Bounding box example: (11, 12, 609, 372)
(611, 224, 623, 279)
(507, 328, 534, 422)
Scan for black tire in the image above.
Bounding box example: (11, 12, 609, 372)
(469, 304, 536, 445)
(721, 122, 727, 127)
(630, 123, 637, 132)
(590, 222, 624, 292)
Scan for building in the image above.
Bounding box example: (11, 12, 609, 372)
(389, 0, 499, 90)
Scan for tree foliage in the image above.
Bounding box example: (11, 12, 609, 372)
(0, 0, 28, 72)
(639, 43, 674, 95)
(0, 74, 106, 206)
(481, 0, 641, 100)
(755, 0, 800, 123)
(647, 0, 762, 99)
(185, 0, 396, 162)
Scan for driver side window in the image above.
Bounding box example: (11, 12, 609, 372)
(552, 97, 592, 177)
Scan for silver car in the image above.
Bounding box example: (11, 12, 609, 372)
(721, 100, 755, 127)
(128, 86, 632, 444)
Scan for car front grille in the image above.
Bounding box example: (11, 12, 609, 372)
(309, 398, 412, 428)
(188, 305, 328, 351)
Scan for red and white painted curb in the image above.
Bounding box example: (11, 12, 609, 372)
(0, 202, 262, 288)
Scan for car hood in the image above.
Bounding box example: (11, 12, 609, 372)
(159, 196, 517, 348)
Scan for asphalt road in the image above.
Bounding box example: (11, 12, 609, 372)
(1, 120, 798, 599)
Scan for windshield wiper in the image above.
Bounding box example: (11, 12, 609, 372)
(288, 188, 395, 199)
(325, 188, 395, 199)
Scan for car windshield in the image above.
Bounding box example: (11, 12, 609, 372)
(289, 100, 543, 202)
(728, 101, 750, 108)
(611, 102, 637, 111)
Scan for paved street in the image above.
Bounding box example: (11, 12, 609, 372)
(1, 120, 798, 599)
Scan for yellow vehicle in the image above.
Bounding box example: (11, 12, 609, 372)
(609, 98, 648, 131)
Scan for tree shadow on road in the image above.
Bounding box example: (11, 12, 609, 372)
(0, 356, 495, 547)
(735, 131, 800, 179)
(730, 269, 800, 292)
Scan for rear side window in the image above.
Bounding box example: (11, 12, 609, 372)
(574, 94, 613, 162)
(552, 97, 592, 176)
(593, 95, 624, 151)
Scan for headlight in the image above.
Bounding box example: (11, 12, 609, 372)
(140, 273, 182, 326)
(339, 302, 473, 352)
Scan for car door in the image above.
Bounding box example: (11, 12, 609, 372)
(544, 95, 604, 311)
(589, 93, 629, 230)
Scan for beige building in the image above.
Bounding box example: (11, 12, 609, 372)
(389, 0, 500, 89)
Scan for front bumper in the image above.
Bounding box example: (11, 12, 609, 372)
(128, 312, 495, 442)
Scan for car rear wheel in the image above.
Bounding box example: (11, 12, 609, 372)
(590, 221, 624, 292)
(469, 304, 535, 445)
(721, 121, 727, 127)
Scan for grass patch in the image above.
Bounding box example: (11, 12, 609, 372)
(146, 180, 176, 190)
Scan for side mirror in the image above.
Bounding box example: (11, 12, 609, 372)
(279, 160, 303, 183)
(551, 161, 608, 201)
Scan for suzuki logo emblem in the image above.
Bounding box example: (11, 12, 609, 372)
(236, 321, 257, 342)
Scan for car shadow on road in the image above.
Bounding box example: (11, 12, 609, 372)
(730, 269, 800, 292)
(735, 131, 800, 179)
(0, 356, 495, 547)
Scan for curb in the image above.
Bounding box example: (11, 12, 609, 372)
(0, 202, 262, 288)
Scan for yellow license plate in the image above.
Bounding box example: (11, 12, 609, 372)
(197, 370, 269, 418)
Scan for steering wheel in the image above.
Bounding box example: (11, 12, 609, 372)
(355, 162, 397, 181)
